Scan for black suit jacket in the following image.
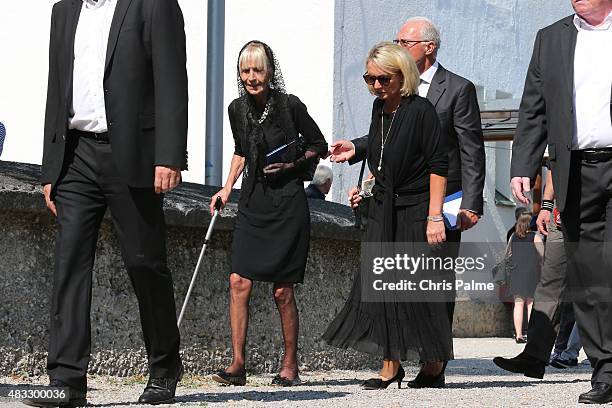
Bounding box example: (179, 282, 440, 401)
(351, 64, 485, 214)
(41, 0, 188, 188)
(511, 16, 577, 213)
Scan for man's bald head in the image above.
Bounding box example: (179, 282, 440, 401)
(396, 17, 441, 73)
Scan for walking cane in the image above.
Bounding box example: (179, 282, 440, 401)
(177, 196, 223, 328)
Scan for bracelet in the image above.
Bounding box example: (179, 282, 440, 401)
(427, 215, 444, 222)
(541, 199, 554, 212)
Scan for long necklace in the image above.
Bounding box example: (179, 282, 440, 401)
(378, 109, 397, 171)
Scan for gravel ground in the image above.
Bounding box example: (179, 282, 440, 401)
(1, 338, 594, 407)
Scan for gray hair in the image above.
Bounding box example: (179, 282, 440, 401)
(404, 16, 441, 48)
(311, 165, 333, 186)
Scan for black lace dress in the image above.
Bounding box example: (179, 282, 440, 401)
(323, 95, 454, 362)
(228, 92, 327, 283)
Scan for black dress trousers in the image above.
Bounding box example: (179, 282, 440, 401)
(47, 133, 180, 391)
(561, 153, 612, 385)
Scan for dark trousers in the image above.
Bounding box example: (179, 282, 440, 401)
(46, 133, 181, 391)
(561, 153, 612, 385)
(553, 302, 576, 354)
(523, 222, 567, 363)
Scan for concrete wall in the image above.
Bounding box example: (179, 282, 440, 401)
(0, 1, 334, 187)
(0, 161, 510, 377)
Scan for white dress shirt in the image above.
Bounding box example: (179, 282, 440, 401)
(572, 11, 612, 149)
(69, 0, 117, 133)
(418, 61, 439, 97)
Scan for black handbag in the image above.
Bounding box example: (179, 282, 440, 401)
(354, 159, 370, 231)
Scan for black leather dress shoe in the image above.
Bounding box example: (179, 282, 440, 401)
(578, 383, 612, 404)
(22, 380, 87, 408)
(493, 353, 545, 379)
(138, 363, 184, 405)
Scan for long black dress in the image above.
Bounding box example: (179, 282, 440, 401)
(228, 91, 328, 283)
(323, 95, 454, 362)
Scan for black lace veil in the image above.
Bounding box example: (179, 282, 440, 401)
(236, 40, 286, 97)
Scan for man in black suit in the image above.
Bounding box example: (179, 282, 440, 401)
(329, 16, 485, 387)
(507, 0, 612, 403)
(304, 164, 333, 200)
(26, 0, 188, 406)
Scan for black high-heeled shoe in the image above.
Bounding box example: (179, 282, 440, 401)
(212, 369, 247, 386)
(407, 362, 447, 388)
(362, 365, 405, 390)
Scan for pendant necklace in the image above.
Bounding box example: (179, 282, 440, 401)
(378, 109, 397, 172)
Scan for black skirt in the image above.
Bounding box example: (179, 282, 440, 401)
(322, 195, 454, 362)
(231, 181, 310, 283)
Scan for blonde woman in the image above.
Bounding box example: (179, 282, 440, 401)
(324, 42, 452, 389)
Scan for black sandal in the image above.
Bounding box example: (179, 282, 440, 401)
(271, 374, 301, 387)
(212, 369, 247, 386)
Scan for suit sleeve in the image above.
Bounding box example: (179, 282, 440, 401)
(421, 104, 448, 178)
(41, 5, 59, 185)
(151, 0, 188, 169)
(511, 30, 548, 181)
(454, 81, 485, 214)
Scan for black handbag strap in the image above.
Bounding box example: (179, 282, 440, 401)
(353, 159, 367, 230)
(357, 159, 367, 189)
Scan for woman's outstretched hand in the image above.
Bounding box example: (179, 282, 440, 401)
(329, 140, 355, 163)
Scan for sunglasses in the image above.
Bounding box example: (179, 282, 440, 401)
(363, 73, 392, 86)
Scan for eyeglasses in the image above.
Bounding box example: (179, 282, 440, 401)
(363, 73, 392, 86)
(393, 38, 431, 48)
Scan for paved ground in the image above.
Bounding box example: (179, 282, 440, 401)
(0, 338, 594, 407)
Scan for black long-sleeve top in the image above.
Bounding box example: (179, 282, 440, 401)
(353, 95, 448, 241)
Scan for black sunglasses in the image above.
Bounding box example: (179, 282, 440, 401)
(363, 73, 392, 86)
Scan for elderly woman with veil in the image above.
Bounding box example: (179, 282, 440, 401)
(210, 41, 328, 387)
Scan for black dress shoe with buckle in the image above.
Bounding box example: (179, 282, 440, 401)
(22, 380, 87, 408)
(493, 352, 545, 379)
(211, 369, 247, 386)
(138, 363, 184, 405)
(578, 382, 612, 404)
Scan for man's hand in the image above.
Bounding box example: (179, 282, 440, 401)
(511, 176, 532, 204)
(329, 140, 355, 163)
(43, 184, 56, 216)
(154, 166, 181, 194)
(457, 209, 479, 231)
(536, 208, 551, 236)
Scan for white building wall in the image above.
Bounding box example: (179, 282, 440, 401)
(0, 1, 334, 187)
(332, 0, 573, 241)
